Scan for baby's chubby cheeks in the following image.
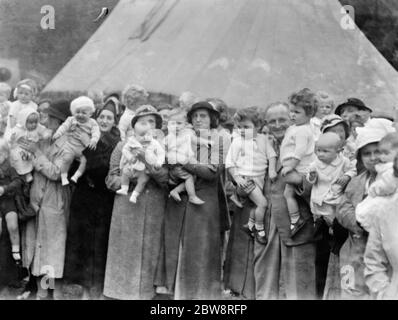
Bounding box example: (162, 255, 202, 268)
(315, 132, 343, 164)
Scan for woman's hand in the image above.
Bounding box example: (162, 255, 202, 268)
(72, 131, 91, 147)
(234, 176, 248, 188)
(0, 186, 4, 197)
(236, 180, 255, 197)
(336, 175, 351, 188)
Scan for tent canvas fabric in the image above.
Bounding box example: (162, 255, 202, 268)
(44, 0, 398, 115)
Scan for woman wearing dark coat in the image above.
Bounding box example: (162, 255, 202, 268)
(159, 102, 227, 300)
(63, 102, 121, 299)
(103, 105, 169, 300)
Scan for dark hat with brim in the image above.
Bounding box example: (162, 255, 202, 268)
(320, 114, 350, 139)
(187, 101, 220, 121)
(47, 99, 71, 122)
(131, 104, 162, 129)
(335, 98, 372, 116)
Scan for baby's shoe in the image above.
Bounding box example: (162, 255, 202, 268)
(290, 216, 306, 238)
(116, 186, 129, 196)
(129, 191, 139, 203)
(169, 189, 182, 202)
(60, 172, 70, 186)
(188, 195, 205, 205)
(12, 250, 22, 266)
(254, 229, 268, 246)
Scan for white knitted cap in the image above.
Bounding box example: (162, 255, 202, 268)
(70, 96, 95, 115)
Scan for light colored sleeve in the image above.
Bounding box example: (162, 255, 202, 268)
(225, 138, 241, 169)
(105, 142, 123, 191)
(7, 102, 18, 129)
(292, 127, 312, 160)
(364, 217, 392, 299)
(343, 156, 357, 178)
(152, 139, 166, 167)
(336, 181, 364, 234)
(355, 196, 381, 233)
(117, 113, 130, 141)
(90, 119, 101, 143)
(33, 149, 63, 181)
(54, 116, 72, 137)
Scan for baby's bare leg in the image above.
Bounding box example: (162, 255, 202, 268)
(71, 155, 87, 183)
(284, 184, 300, 224)
(60, 152, 76, 186)
(5, 211, 21, 262)
(116, 168, 132, 195)
(185, 174, 205, 205)
(248, 186, 267, 230)
(169, 182, 185, 202)
(130, 171, 150, 203)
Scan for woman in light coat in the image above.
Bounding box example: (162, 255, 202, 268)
(336, 127, 385, 299)
(364, 161, 398, 299)
(20, 100, 73, 299)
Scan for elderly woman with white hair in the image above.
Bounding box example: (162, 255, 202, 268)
(118, 84, 149, 141)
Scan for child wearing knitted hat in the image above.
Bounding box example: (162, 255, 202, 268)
(7, 80, 38, 130)
(307, 132, 356, 228)
(7, 107, 51, 182)
(52, 96, 100, 185)
(116, 105, 165, 203)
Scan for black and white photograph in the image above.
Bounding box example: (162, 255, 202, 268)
(0, 0, 398, 305)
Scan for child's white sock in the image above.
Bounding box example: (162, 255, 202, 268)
(25, 173, 33, 183)
(116, 185, 129, 195)
(71, 170, 83, 183)
(129, 191, 140, 203)
(12, 245, 21, 261)
(290, 212, 300, 229)
(61, 173, 69, 186)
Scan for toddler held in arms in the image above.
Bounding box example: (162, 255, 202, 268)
(52, 96, 100, 185)
(116, 105, 165, 203)
(280, 88, 317, 237)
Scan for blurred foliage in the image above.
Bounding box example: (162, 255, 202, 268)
(339, 0, 398, 69)
(0, 0, 119, 86)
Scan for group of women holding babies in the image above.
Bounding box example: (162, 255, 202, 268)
(0, 79, 397, 300)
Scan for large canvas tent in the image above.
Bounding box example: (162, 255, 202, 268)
(44, 0, 398, 115)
